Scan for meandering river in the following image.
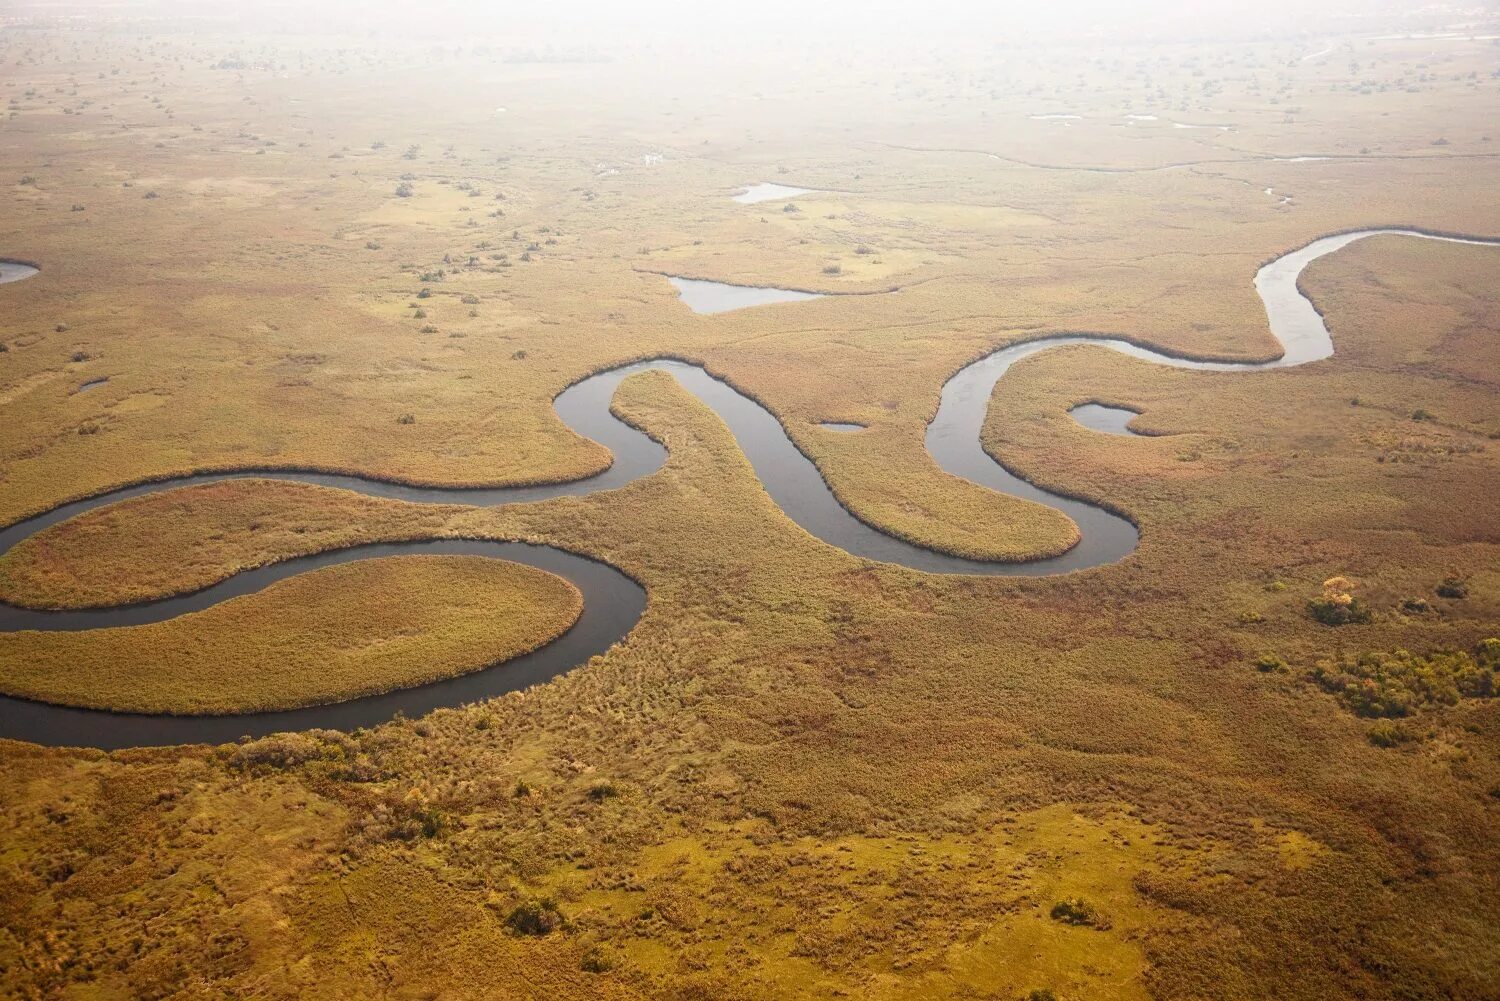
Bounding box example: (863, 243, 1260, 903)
(1, 228, 1495, 747)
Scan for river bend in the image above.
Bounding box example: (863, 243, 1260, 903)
(1, 228, 1495, 747)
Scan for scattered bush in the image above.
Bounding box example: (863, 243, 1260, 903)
(506, 899, 564, 936)
(1255, 654, 1288, 673)
(396, 413, 415, 425)
(822, 263, 842, 275)
(394, 181, 414, 198)
(1436, 575, 1469, 599)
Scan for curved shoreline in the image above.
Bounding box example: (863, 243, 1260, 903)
(0, 541, 647, 748)
(0, 259, 40, 284)
(2, 228, 1497, 747)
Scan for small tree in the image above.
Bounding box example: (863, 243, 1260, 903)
(1308, 576, 1371, 626)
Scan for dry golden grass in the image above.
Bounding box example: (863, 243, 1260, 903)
(2, 16, 1499, 1001)
(0, 556, 581, 713)
(0, 479, 464, 609)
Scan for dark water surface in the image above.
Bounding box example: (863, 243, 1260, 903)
(3, 229, 1497, 747)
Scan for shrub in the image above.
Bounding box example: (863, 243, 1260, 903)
(822, 263, 842, 275)
(1367, 720, 1409, 748)
(1255, 654, 1288, 673)
(580, 946, 615, 973)
(1436, 575, 1469, 599)
(1049, 897, 1109, 928)
(394, 181, 414, 198)
(1309, 597, 1370, 625)
(223, 731, 353, 772)
(506, 899, 564, 936)
(396, 414, 415, 425)
(1308, 576, 1371, 626)
(586, 781, 620, 802)
(416, 808, 448, 838)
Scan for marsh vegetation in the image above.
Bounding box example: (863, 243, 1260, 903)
(1, 3, 1498, 999)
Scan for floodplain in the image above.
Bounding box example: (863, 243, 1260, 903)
(1, 2, 1498, 998)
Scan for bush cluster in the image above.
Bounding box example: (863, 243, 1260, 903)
(1309, 639, 1498, 719)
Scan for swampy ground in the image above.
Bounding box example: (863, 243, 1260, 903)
(2, 6, 1499, 999)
